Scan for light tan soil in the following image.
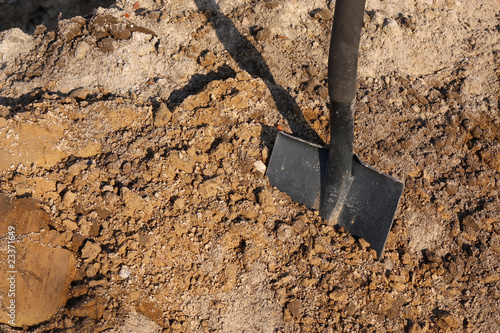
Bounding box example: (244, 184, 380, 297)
(0, 0, 499, 332)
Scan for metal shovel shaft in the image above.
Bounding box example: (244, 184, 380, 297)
(320, 0, 366, 223)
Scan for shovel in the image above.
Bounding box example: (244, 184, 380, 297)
(267, 0, 404, 259)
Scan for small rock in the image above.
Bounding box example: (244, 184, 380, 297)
(257, 189, 275, 213)
(197, 178, 220, 199)
(81, 241, 101, 261)
(415, 94, 429, 105)
(253, 160, 266, 174)
(329, 290, 348, 302)
(312, 8, 332, 21)
(0, 105, 10, 117)
(165, 151, 195, 174)
(198, 51, 216, 68)
(358, 238, 371, 249)
(103, 191, 120, 207)
(283, 309, 292, 322)
(371, 11, 385, 26)
(115, 312, 162, 333)
(68, 160, 89, 176)
(74, 41, 91, 60)
(88, 220, 102, 237)
(119, 265, 131, 279)
(101, 185, 114, 193)
(302, 78, 321, 93)
(172, 197, 186, 211)
(31, 177, 57, 198)
(287, 299, 302, 317)
(15, 182, 31, 197)
(63, 219, 79, 231)
(107, 162, 121, 174)
(255, 28, 271, 41)
(98, 37, 118, 53)
(383, 18, 401, 35)
(67, 233, 86, 253)
(153, 103, 172, 126)
(121, 187, 152, 217)
(383, 258, 394, 270)
(276, 224, 293, 242)
(70, 296, 108, 320)
(462, 216, 480, 231)
(69, 87, 90, 100)
(110, 26, 132, 40)
(62, 191, 77, 206)
(58, 16, 86, 42)
(148, 10, 161, 20)
(86, 263, 100, 278)
(122, 161, 132, 174)
(315, 84, 328, 98)
(483, 274, 499, 283)
(435, 312, 461, 329)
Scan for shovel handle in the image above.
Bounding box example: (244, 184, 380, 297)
(320, 0, 366, 222)
(328, 0, 366, 103)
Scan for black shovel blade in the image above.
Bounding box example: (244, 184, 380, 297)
(267, 132, 404, 258)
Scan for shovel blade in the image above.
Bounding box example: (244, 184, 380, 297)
(267, 132, 404, 258)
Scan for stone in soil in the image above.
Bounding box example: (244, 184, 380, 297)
(0, 196, 75, 327)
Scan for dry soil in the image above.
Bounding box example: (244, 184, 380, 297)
(0, 0, 499, 332)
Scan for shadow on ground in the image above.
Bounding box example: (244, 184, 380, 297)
(190, 0, 323, 144)
(0, 0, 115, 34)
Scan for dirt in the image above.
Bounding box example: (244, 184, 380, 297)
(0, 0, 499, 332)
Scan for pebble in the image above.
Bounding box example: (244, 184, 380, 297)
(101, 184, 114, 192)
(257, 189, 275, 213)
(312, 8, 333, 21)
(119, 265, 131, 279)
(74, 41, 91, 60)
(255, 28, 272, 41)
(384, 258, 394, 271)
(63, 218, 79, 231)
(287, 299, 302, 317)
(329, 290, 348, 302)
(172, 197, 186, 211)
(276, 224, 293, 242)
(62, 191, 77, 206)
(98, 37, 118, 53)
(315, 85, 328, 98)
(371, 11, 385, 26)
(81, 241, 101, 261)
(253, 160, 266, 174)
(69, 87, 90, 100)
(153, 103, 172, 126)
(0, 105, 9, 117)
(383, 18, 401, 35)
(15, 181, 31, 196)
(198, 51, 217, 68)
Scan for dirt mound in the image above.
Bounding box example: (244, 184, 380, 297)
(0, 0, 499, 331)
